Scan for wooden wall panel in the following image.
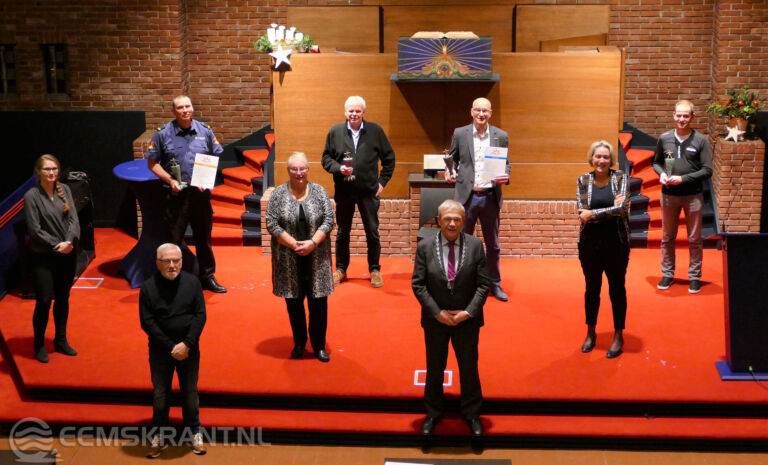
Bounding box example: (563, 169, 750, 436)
(273, 47, 622, 199)
(382, 6, 513, 53)
(515, 5, 610, 52)
(503, 164, 587, 199)
(287, 7, 381, 53)
(540, 34, 607, 52)
(496, 50, 621, 167)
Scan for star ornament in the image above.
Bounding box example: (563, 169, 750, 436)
(269, 46, 292, 70)
(724, 124, 745, 142)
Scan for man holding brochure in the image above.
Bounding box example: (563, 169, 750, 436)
(445, 97, 510, 301)
(146, 95, 227, 293)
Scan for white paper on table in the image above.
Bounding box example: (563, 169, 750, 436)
(477, 146, 508, 184)
(190, 153, 220, 190)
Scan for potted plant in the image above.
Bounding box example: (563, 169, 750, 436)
(707, 86, 762, 138)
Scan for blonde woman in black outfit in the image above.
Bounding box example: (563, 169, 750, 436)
(23, 154, 80, 363)
(576, 141, 630, 359)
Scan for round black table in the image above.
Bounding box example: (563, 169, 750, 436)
(113, 159, 198, 288)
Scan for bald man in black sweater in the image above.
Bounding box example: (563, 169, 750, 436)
(139, 243, 207, 458)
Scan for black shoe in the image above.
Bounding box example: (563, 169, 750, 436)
(315, 349, 330, 363)
(54, 341, 78, 356)
(35, 346, 49, 363)
(202, 276, 227, 293)
(657, 277, 673, 290)
(606, 347, 623, 359)
(581, 336, 595, 353)
(466, 416, 483, 436)
(290, 345, 304, 359)
(688, 280, 702, 294)
(421, 416, 439, 435)
(492, 286, 509, 302)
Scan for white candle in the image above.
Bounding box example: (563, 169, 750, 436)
(267, 27, 276, 43)
(285, 28, 294, 42)
(276, 27, 284, 41)
(295, 32, 304, 43)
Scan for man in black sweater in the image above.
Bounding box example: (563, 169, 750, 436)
(321, 95, 396, 288)
(139, 243, 207, 458)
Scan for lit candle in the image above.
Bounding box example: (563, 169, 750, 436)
(276, 25, 285, 41)
(285, 27, 294, 43)
(267, 27, 276, 43)
(295, 32, 304, 43)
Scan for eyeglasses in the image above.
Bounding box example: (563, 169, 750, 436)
(41, 167, 59, 172)
(288, 167, 308, 173)
(472, 108, 491, 114)
(157, 258, 182, 265)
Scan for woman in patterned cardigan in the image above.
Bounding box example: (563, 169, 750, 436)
(576, 141, 631, 359)
(266, 152, 335, 362)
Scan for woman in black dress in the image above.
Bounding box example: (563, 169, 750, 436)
(24, 154, 80, 363)
(576, 141, 630, 359)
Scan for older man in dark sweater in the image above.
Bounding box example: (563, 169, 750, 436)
(139, 243, 207, 458)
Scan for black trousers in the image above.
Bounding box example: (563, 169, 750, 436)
(30, 251, 76, 350)
(423, 323, 482, 419)
(334, 192, 380, 272)
(286, 296, 328, 352)
(578, 229, 629, 330)
(165, 188, 215, 278)
(149, 346, 201, 433)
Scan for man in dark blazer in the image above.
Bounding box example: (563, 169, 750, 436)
(321, 95, 396, 288)
(412, 199, 491, 437)
(445, 97, 510, 301)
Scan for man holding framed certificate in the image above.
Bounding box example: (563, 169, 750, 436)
(145, 95, 227, 293)
(445, 97, 510, 302)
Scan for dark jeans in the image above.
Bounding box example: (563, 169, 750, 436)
(334, 192, 380, 272)
(165, 188, 215, 278)
(149, 346, 201, 433)
(578, 227, 630, 330)
(30, 251, 76, 350)
(423, 323, 482, 419)
(463, 191, 501, 284)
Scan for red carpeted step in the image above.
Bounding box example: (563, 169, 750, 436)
(619, 132, 633, 152)
(265, 132, 275, 148)
(222, 165, 260, 190)
(211, 226, 243, 246)
(632, 165, 661, 189)
(243, 148, 268, 173)
(626, 148, 655, 172)
(212, 204, 244, 227)
(211, 184, 249, 207)
(645, 226, 696, 247)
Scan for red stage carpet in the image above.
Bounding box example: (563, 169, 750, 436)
(1, 228, 767, 441)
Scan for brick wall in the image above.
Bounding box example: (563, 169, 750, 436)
(709, 0, 768, 135)
(712, 138, 765, 232)
(0, 0, 182, 130)
(609, 0, 716, 136)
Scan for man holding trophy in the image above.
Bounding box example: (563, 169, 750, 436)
(146, 95, 227, 293)
(445, 97, 510, 302)
(321, 96, 396, 288)
(651, 100, 713, 294)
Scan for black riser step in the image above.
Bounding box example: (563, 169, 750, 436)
(243, 229, 261, 246)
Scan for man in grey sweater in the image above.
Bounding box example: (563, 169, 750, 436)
(651, 100, 713, 294)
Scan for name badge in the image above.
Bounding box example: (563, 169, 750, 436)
(195, 136, 206, 141)
(686, 147, 697, 152)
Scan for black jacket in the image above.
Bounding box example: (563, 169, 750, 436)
(321, 121, 396, 198)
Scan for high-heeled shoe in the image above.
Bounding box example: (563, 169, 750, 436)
(606, 347, 623, 359)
